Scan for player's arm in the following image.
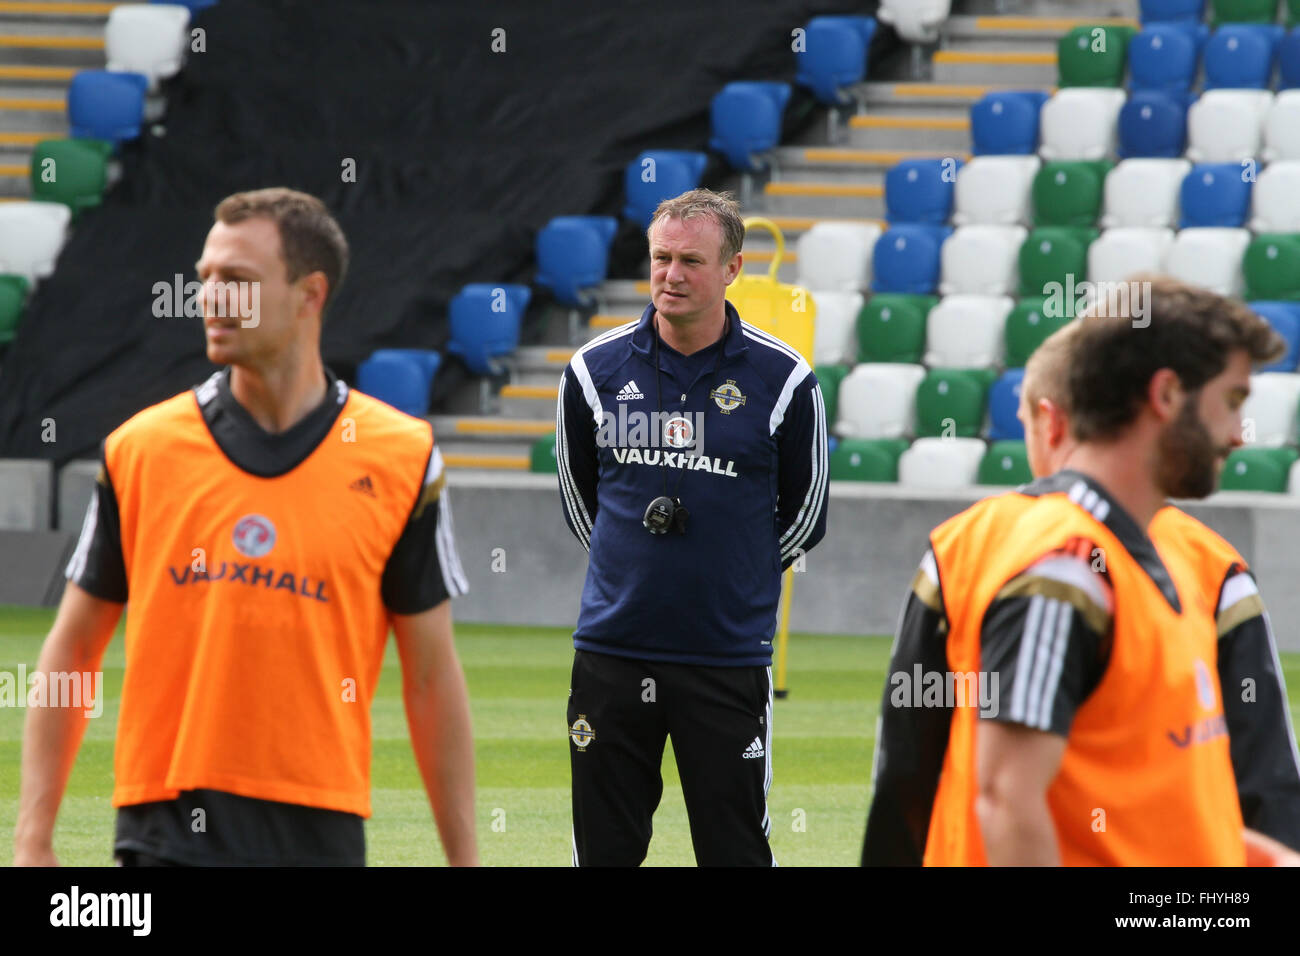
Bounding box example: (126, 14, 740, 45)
(556, 364, 600, 551)
(862, 547, 952, 866)
(1243, 827, 1300, 866)
(975, 546, 1113, 866)
(775, 371, 828, 570)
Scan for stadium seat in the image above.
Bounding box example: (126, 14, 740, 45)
(923, 294, 1014, 368)
(1032, 160, 1112, 227)
(795, 17, 870, 106)
(979, 440, 1033, 485)
(1018, 227, 1097, 299)
(987, 370, 1026, 442)
(1220, 447, 1298, 493)
(898, 437, 987, 489)
(1041, 88, 1127, 161)
(1087, 227, 1176, 284)
(1186, 90, 1274, 162)
(0, 274, 27, 345)
(1117, 90, 1188, 158)
(885, 157, 959, 225)
(1140, 0, 1206, 23)
(815, 363, 851, 426)
(871, 224, 951, 294)
(66, 70, 148, 144)
(154, 0, 217, 10)
(1240, 372, 1300, 445)
(1203, 24, 1281, 90)
(28, 138, 111, 219)
(877, 0, 950, 44)
(535, 216, 617, 307)
(356, 352, 429, 417)
(1243, 233, 1300, 300)
(810, 290, 863, 366)
(915, 367, 995, 438)
(1264, 90, 1300, 160)
(1210, 0, 1280, 24)
(623, 150, 708, 227)
(953, 156, 1040, 226)
(1129, 24, 1200, 96)
(940, 225, 1026, 296)
(1005, 296, 1074, 367)
(1165, 227, 1252, 294)
(1180, 162, 1254, 227)
(1289, 0, 1300, 25)
(105, 3, 190, 91)
(1058, 25, 1136, 88)
(834, 362, 926, 438)
(829, 437, 909, 481)
(797, 221, 882, 292)
(1101, 158, 1189, 228)
(857, 293, 937, 363)
(0, 202, 71, 282)
(446, 283, 531, 375)
(1280, 29, 1300, 88)
(1250, 161, 1300, 231)
(368, 348, 441, 408)
(1249, 300, 1300, 370)
(970, 91, 1049, 156)
(709, 81, 791, 171)
(530, 433, 559, 474)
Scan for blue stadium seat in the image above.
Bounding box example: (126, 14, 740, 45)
(988, 369, 1026, 441)
(709, 81, 791, 171)
(970, 91, 1050, 155)
(535, 215, 617, 307)
(622, 150, 708, 228)
(795, 17, 870, 105)
(1249, 301, 1300, 371)
(1140, 0, 1206, 23)
(446, 283, 531, 376)
(154, 0, 217, 8)
(66, 70, 147, 144)
(1129, 24, 1200, 96)
(1280, 29, 1300, 88)
(1118, 90, 1188, 158)
(885, 157, 960, 225)
(871, 224, 953, 295)
(1180, 162, 1253, 226)
(357, 352, 429, 417)
(368, 348, 441, 407)
(1204, 24, 1282, 89)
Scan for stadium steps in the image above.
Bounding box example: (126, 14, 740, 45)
(437, 440, 531, 471)
(929, 49, 1058, 86)
(0, 158, 27, 195)
(0, 30, 104, 68)
(846, 113, 971, 151)
(430, 415, 555, 442)
(497, 383, 560, 420)
(772, 146, 968, 182)
(944, 14, 1139, 51)
(761, 180, 884, 218)
(850, 82, 1039, 115)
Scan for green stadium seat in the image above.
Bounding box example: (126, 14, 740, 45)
(829, 438, 908, 482)
(29, 138, 112, 218)
(0, 275, 29, 345)
(1243, 234, 1300, 302)
(815, 363, 850, 427)
(1057, 24, 1136, 88)
(1211, 0, 1280, 24)
(1032, 160, 1113, 228)
(1218, 447, 1298, 492)
(1005, 296, 1074, 368)
(529, 432, 558, 473)
(915, 367, 996, 439)
(1288, 0, 1300, 26)
(857, 293, 937, 363)
(1019, 227, 1098, 300)
(979, 440, 1033, 486)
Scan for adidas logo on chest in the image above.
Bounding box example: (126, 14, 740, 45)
(616, 380, 644, 401)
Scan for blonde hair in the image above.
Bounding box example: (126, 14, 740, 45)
(646, 188, 744, 262)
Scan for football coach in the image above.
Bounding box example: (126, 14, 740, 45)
(555, 188, 829, 866)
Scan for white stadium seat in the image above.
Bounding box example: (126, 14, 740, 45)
(953, 156, 1040, 226)
(796, 221, 882, 293)
(898, 437, 986, 489)
(939, 224, 1026, 296)
(1187, 90, 1274, 163)
(1250, 161, 1300, 232)
(1039, 88, 1126, 161)
(1241, 373, 1300, 448)
(924, 294, 1013, 369)
(1164, 227, 1251, 296)
(835, 362, 926, 439)
(1086, 228, 1176, 285)
(1263, 91, 1300, 162)
(0, 201, 72, 282)
(1288, 459, 1300, 495)
(105, 3, 191, 90)
(810, 290, 863, 366)
(1100, 159, 1190, 229)
(877, 0, 952, 43)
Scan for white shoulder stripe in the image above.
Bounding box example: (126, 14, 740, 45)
(424, 444, 445, 488)
(575, 320, 638, 357)
(435, 488, 469, 596)
(66, 490, 99, 584)
(1024, 553, 1114, 614)
(1219, 571, 1259, 613)
(769, 356, 813, 436)
(569, 351, 604, 427)
(741, 324, 803, 365)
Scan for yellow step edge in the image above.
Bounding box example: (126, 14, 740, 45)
(0, 163, 26, 176)
(590, 314, 638, 329)
(633, 279, 650, 295)
(0, 131, 45, 145)
(765, 215, 886, 232)
(974, 16, 1138, 31)
(0, 34, 104, 49)
(803, 148, 970, 165)
(850, 115, 970, 130)
(764, 182, 883, 198)
(0, 65, 77, 80)
(443, 454, 529, 471)
(0, 2, 123, 13)
(499, 384, 559, 400)
(544, 348, 575, 363)
(452, 419, 556, 436)
(932, 50, 1057, 66)
(0, 97, 62, 111)
(893, 83, 1057, 98)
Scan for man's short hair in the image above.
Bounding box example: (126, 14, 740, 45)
(1023, 321, 1082, 417)
(214, 187, 349, 317)
(1068, 274, 1286, 442)
(646, 188, 745, 263)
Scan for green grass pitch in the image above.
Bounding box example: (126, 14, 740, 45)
(2, 605, 1298, 866)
